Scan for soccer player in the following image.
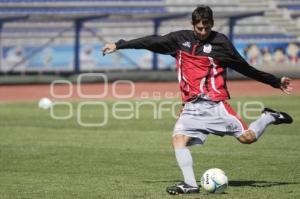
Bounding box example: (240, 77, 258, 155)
(102, 5, 293, 195)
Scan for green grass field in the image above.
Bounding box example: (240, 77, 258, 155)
(0, 96, 299, 199)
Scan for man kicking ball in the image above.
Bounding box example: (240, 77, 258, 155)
(102, 5, 293, 195)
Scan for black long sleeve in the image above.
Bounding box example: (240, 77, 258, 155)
(115, 32, 179, 56)
(220, 35, 281, 88)
(114, 30, 281, 89)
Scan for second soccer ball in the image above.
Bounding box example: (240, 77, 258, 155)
(38, 97, 53, 110)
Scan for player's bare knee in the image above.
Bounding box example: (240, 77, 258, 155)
(238, 130, 257, 144)
(172, 134, 189, 149)
(238, 136, 254, 144)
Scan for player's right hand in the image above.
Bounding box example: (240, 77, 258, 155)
(102, 43, 117, 56)
(280, 76, 293, 94)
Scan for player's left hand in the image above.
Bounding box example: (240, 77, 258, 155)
(280, 76, 293, 94)
(102, 43, 117, 56)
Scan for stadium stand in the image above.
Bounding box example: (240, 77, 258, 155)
(0, 0, 299, 77)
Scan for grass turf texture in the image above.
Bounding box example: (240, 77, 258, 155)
(0, 96, 299, 199)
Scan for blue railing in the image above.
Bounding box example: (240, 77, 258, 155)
(234, 34, 297, 40)
(0, 0, 164, 2)
(0, 7, 166, 14)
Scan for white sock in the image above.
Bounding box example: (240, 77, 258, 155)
(249, 113, 275, 139)
(175, 147, 198, 187)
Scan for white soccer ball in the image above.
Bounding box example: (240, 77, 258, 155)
(38, 97, 53, 110)
(200, 168, 228, 194)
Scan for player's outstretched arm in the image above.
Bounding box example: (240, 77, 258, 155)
(102, 43, 117, 56)
(280, 76, 293, 94)
(221, 35, 294, 94)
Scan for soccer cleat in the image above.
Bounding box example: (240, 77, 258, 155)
(166, 182, 199, 195)
(262, 108, 293, 125)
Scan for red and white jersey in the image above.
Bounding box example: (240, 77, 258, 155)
(176, 49, 229, 102)
(116, 30, 281, 102)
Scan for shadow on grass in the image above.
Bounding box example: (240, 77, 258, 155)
(142, 180, 181, 184)
(229, 180, 300, 188)
(143, 180, 299, 188)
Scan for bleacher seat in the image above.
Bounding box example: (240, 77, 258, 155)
(0, 0, 298, 73)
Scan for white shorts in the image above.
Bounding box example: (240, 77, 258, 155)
(173, 99, 248, 146)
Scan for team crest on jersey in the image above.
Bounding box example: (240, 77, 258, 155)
(203, 44, 212, 53)
(182, 41, 191, 48)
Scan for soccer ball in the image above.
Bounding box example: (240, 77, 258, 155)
(38, 97, 53, 110)
(200, 168, 228, 194)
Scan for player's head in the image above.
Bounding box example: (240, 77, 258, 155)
(191, 5, 214, 41)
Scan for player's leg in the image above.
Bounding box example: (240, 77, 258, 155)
(167, 100, 211, 195)
(237, 107, 293, 144)
(166, 134, 200, 195)
(173, 134, 198, 187)
(237, 130, 256, 144)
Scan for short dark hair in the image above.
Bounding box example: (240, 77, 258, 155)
(191, 5, 214, 26)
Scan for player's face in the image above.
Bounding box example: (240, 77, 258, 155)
(193, 21, 212, 41)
